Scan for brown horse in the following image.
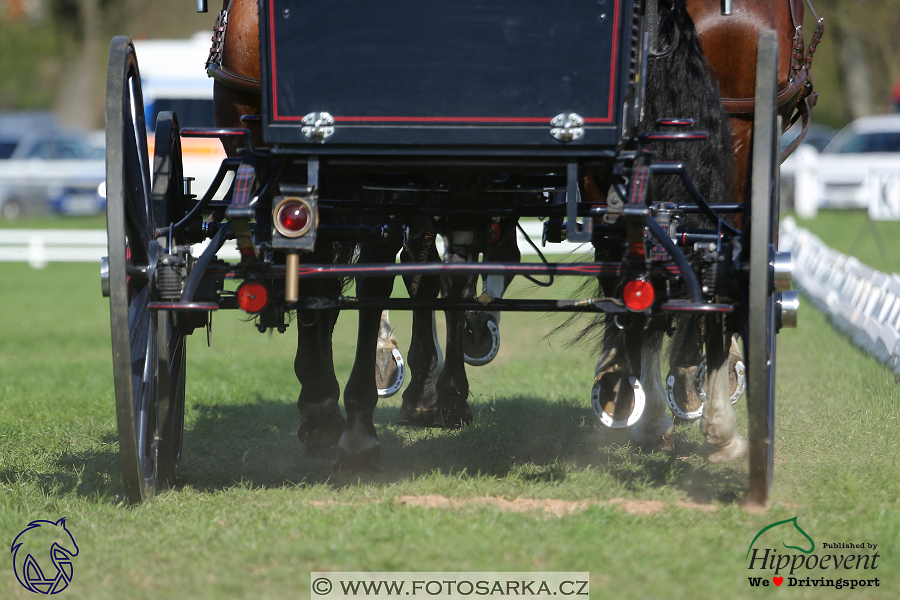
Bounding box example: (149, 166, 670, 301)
(590, 0, 820, 462)
(204, 0, 820, 469)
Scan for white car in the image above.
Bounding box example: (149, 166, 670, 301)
(815, 114, 900, 210)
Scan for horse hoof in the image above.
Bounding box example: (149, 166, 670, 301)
(666, 366, 704, 424)
(666, 351, 746, 424)
(701, 433, 748, 463)
(297, 400, 346, 457)
(397, 405, 440, 428)
(631, 418, 675, 450)
(334, 429, 381, 472)
(437, 404, 473, 429)
(463, 311, 500, 366)
(376, 345, 406, 398)
(591, 373, 645, 429)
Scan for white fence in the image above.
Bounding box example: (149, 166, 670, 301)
(0, 222, 589, 269)
(780, 216, 900, 376)
(6, 220, 900, 373)
(0, 229, 109, 269)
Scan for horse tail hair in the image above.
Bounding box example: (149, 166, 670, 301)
(551, 0, 734, 352)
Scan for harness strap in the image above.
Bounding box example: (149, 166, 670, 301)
(205, 1, 263, 94)
(721, 69, 810, 115)
(208, 62, 262, 93)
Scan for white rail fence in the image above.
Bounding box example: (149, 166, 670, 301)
(0, 222, 589, 270)
(5, 220, 899, 373)
(780, 216, 900, 376)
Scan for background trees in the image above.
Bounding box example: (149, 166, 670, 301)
(1, 0, 898, 130)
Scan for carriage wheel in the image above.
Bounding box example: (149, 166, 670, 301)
(105, 37, 172, 503)
(152, 112, 188, 490)
(745, 31, 779, 507)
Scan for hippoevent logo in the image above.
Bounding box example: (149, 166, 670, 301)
(745, 517, 880, 590)
(10, 518, 79, 594)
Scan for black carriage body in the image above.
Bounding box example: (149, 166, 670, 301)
(260, 0, 638, 157)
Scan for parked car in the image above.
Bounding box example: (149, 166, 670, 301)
(815, 114, 900, 209)
(780, 123, 835, 213)
(0, 130, 105, 218)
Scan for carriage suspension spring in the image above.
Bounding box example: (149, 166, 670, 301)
(158, 256, 186, 301)
(698, 242, 734, 297)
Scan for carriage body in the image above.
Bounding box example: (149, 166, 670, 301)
(102, 0, 793, 505)
(261, 0, 636, 154)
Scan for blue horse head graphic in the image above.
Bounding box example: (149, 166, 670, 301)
(11, 518, 79, 594)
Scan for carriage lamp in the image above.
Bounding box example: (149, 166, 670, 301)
(622, 279, 655, 311)
(237, 282, 269, 314)
(273, 197, 313, 238)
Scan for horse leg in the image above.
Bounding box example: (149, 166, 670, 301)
(375, 310, 405, 397)
(336, 240, 401, 470)
(295, 247, 346, 457)
(666, 315, 706, 424)
(630, 329, 675, 449)
(397, 230, 444, 426)
(435, 226, 479, 428)
(464, 217, 520, 366)
(699, 315, 747, 462)
(667, 315, 746, 426)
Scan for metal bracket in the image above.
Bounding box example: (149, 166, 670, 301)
(565, 160, 592, 243)
(550, 113, 584, 143)
(301, 112, 335, 141)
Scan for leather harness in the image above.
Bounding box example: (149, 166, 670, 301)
(205, 0, 261, 93)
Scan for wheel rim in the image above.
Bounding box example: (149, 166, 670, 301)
(153, 112, 188, 489)
(106, 37, 158, 503)
(745, 31, 779, 508)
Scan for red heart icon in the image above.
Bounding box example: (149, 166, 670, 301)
(773, 577, 783, 587)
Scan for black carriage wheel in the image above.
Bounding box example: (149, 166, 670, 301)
(152, 112, 188, 490)
(106, 36, 162, 504)
(745, 31, 779, 507)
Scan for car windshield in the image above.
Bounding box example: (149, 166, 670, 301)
(826, 130, 900, 154)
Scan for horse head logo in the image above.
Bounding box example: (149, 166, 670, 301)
(746, 516, 815, 561)
(10, 518, 79, 594)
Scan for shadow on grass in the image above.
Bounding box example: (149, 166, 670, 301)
(0, 433, 124, 503)
(5, 395, 747, 505)
(178, 395, 747, 504)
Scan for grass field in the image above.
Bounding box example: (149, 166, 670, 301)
(1, 211, 899, 598)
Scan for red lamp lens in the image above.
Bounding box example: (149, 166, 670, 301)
(278, 201, 309, 233)
(237, 282, 269, 314)
(623, 279, 655, 311)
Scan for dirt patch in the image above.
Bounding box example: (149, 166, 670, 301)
(393, 495, 716, 516)
(304, 495, 717, 515)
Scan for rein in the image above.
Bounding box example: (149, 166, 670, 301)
(205, 0, 262, 94)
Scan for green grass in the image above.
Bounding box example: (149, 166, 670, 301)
(0, 214, 107, 230)
(792, 209, 900, 275)
(1, 218, 899, 598)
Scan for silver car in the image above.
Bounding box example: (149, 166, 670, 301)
(0, 131, 105, 218)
